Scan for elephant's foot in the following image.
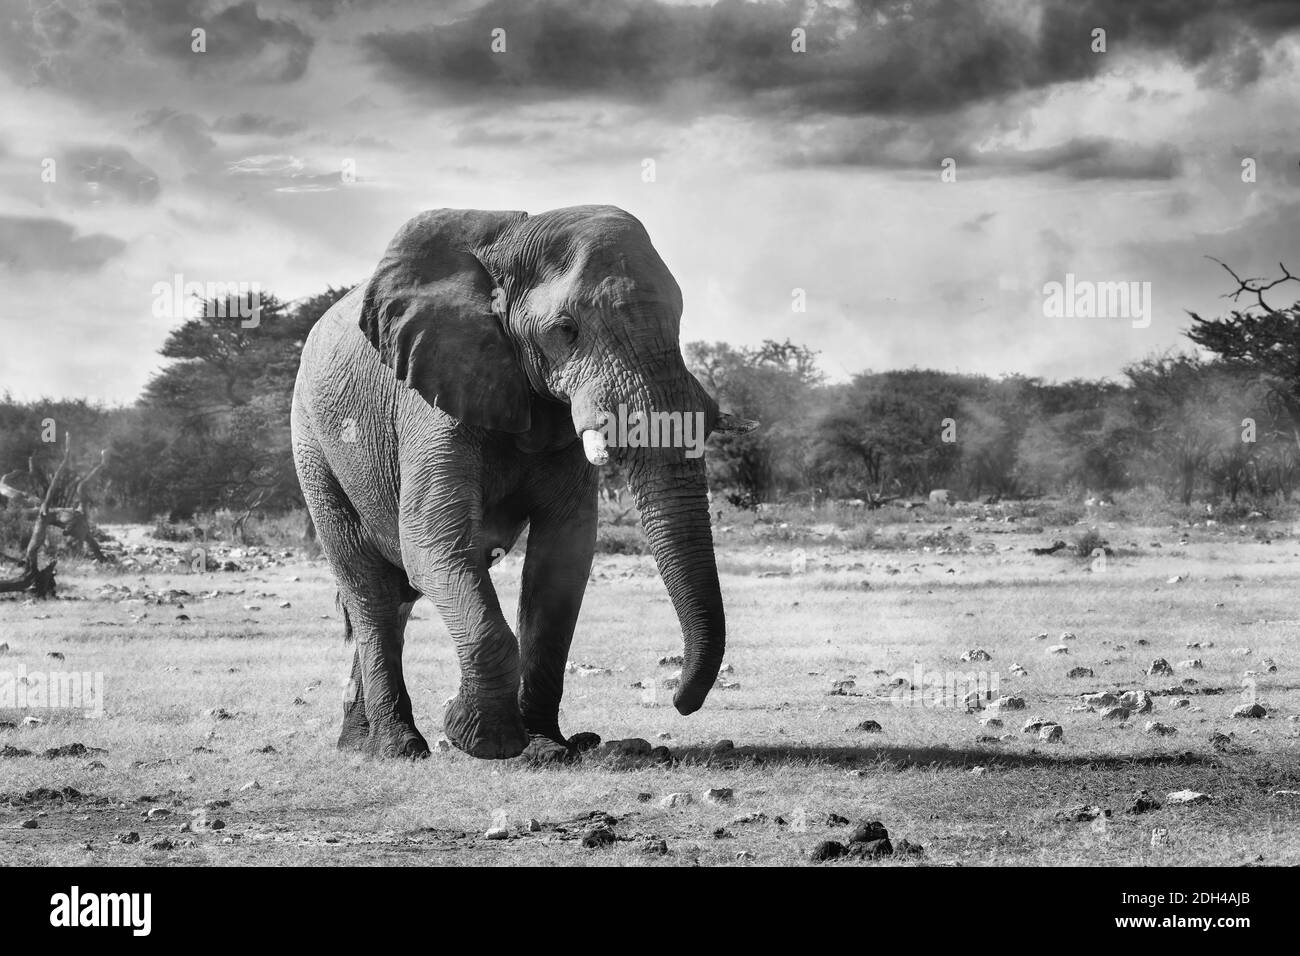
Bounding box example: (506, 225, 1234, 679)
(443, 695, 528, 759)
(339, 704, 429, 759)
(365, 722, 431, 759)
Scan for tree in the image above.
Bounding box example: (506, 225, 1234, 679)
(1186, 260, 1300, 450)
(687, 339, 825, 502)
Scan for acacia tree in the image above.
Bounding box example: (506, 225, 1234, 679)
(688, 339, 825, 502)
(1186, 260, 1300, 450)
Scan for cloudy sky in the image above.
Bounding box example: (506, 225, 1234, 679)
(1, 0, 1298, 403)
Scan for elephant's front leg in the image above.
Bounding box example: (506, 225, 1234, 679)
(517, 464, 598, 763)
(418, 561, 529, 758)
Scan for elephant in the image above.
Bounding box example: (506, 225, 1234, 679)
(291, 205, 756, 761)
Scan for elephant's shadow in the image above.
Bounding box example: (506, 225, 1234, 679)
(646, 744, 1221, 771)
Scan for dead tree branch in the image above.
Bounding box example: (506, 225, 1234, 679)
(1207, 257, 1299, 313)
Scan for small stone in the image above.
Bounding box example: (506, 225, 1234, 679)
(846, 838, 893, 859)
(1046, 645, 1070, 655)
(854, 719, 882, 733)
(895, 838, 925, 857)
(711, 739, 735, 752)
(961, 649, 992, 662)
(649, 746, 672, 763)
(146, 807, 172, 820)
(848, 820, 889, 844)
(1022, 716, 1051, 733)
(1231, 647, 1251, 656)
(1009, 663, 1028, 677)
(809, 840, 847, 862)
(485, 826, 509, 840)
(118, 831, 140, 844)
(1260, 657, 1278, 673)
(581, 827, 616, 849)
(598, 737, 652, 758)
(1066, 666, 1094, 679)
(1053, 805, 1110, 823)
(641, 838, 668, 855)
(979, 717, 1003, 729)
(20, 819, 38, 829)
(1178, 659, 1204, 670)
(149, 839, 175, 851)
(1100, 705, 1131, 721)
(711, 827, 733, 839)
(1232, 702, 1267, 719)
(1166, 789, 1211, 805)
(238, 780, 261, 792)
(1038, 723, 1064, 742)
(1125, 791, 1162, 814)
(1081, 692, 1120, 707)
(1144, 721, 1177, 737)
(1119, 690, 1155, 714)
(1147, 658, 1174, 677)
(1172, 698, 1190, 709)
(702, 787, 734, 805)
(567, 731, 603, 752)
(661, 792, 692, 809)
(990, 695, 1026, 711)
(969, 766, 987, 776)
(1060, 632, 1077, 641)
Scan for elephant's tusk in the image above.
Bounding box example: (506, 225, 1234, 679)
(581, 429, 610, 466)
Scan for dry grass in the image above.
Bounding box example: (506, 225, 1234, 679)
(1, 513, 1298, 866)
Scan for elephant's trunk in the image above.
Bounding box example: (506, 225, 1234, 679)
(624, 446, 725, 715)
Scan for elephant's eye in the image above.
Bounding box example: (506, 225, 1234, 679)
(551, 314, 579, 347)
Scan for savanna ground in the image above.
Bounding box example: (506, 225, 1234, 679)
(1, 499, 1298, 866)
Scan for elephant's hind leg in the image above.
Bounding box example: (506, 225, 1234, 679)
(301, 459, 428, 759)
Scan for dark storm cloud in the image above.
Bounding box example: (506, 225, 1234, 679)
(0, 0, 315, 91)
(108, 0, 316, 83)
(360, 0, 1300, 116)
(62, 146, 162, 204)
(0, 216, 126, 273)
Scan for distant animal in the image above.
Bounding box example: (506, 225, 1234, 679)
(928, 489, 951, 505)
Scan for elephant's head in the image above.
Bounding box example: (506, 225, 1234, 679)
(360, 205, 754, 714)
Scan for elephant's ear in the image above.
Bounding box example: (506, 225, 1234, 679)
(360, 208, 531, 433)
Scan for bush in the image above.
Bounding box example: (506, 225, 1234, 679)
(595, 524, 648, 555)
(1073, 527, 1107, 558)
